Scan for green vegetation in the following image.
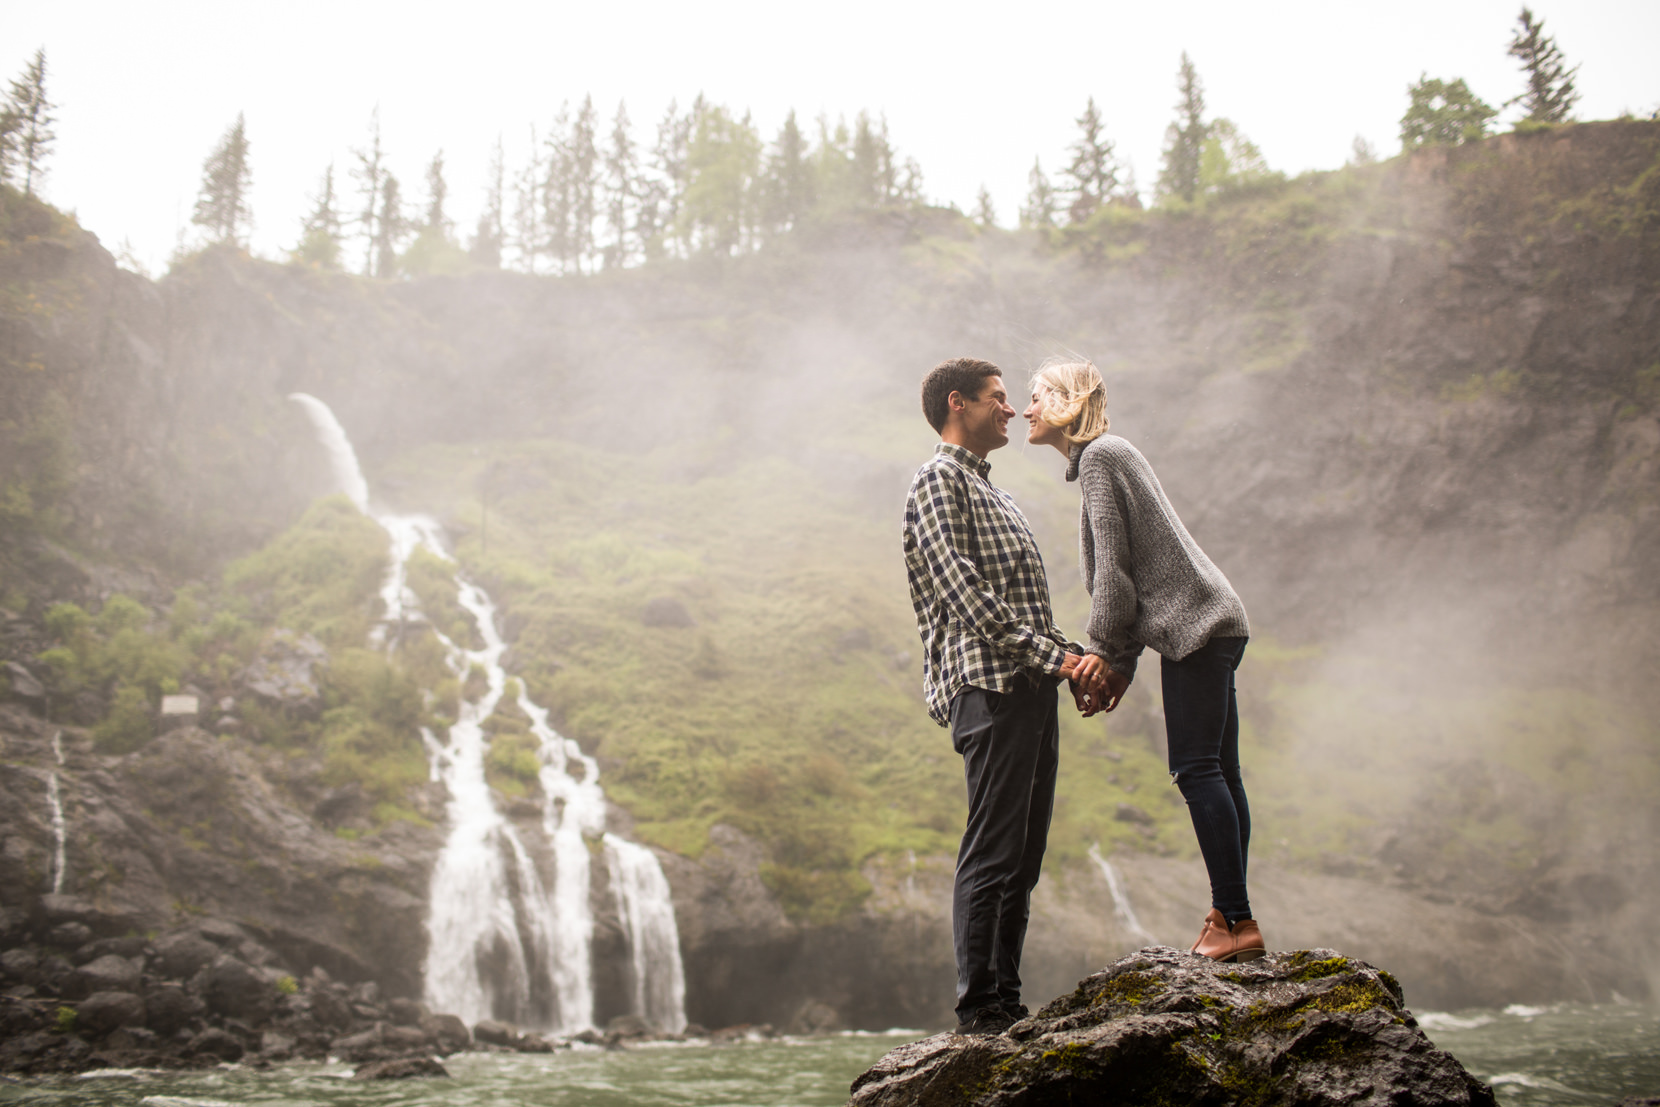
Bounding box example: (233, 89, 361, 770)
(53, 1006, 74, 1034)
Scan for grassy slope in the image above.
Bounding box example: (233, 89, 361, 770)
(14, 123, 1658, 925)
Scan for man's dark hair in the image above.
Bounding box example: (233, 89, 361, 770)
(921, 357, 1002, 433)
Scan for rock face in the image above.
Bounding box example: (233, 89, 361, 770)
(849, 948, 1494, 1107)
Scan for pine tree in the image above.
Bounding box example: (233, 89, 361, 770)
(1062, 97, 1121, 223)
(1507, 7, 1579, 124)
(1156, 53, 1206, 204)
(762, 109, 812, 236)
(3, 48, 55, 197)
(852, 111, 897, 207)
(1400, 75, 1497, 148)
(372, 172, 410, 277)
(1020, 158, 1056, 228)
(469, 137, 505, 269)
(530, 116, 560, 273)
(974, 185, 996, 228)
(291, 164, 343, 268)
(1349, 135, 1379, 166)
(651, 98, 695, 258)
(568, 96, 600, 272)
(350, 110, 387, 275)
(192, 113, 253, 246)
(812, 114, 855, 212)
(422, 151, 450, 234)
(895, 157, 925, 207)
(680, 102, 760, 255)
(403, 151, 468, 276)
(601, 101, 637, 269)
(1196, 119, 1273, 195)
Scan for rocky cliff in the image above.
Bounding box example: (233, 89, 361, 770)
(1, 121, 1657, 1040)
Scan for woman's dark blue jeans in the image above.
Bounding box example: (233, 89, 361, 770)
(1161, 636, 1252, 924)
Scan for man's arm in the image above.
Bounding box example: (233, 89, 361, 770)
(909, 466, 1070, 675)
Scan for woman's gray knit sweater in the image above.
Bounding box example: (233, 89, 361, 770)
(1068, 435, 1248, 679)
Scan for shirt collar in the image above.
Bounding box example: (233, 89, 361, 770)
(936, 441, 991, 478)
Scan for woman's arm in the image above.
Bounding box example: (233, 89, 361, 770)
(1079, 448, 1145, 680)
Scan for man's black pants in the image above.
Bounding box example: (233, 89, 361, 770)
(948, 679, 1059, 1022)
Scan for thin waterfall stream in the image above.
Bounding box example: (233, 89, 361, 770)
(289, 393, 686, 1035)
(1089, 843, 1155, 947)
(45, 729, 66, 895)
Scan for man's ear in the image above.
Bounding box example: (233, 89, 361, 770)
(947, 390, 967, 412)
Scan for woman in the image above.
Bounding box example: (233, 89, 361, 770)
(1025, 357, 1264, 963)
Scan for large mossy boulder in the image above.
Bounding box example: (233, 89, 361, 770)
(849, 947, 1494, 1107)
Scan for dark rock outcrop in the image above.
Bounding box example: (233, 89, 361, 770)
(355, 1056, 450, 1079)
(849, 948, 1494, 1107)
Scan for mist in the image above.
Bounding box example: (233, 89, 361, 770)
(1, 9, 1658, 1094)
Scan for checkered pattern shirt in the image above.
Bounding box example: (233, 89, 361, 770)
(903, 443, 1081, 726)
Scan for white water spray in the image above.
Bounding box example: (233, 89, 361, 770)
(46, 729, 66, 895)
(1089, 843, 1155, 947)
(289, 393, 686, 1034)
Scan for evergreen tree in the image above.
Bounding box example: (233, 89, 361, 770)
(469, 136, 505, 269)
(372, 172, 410, 277)
(568, 96, 600, 271)
(763, 110, 810, 236)
(812, 114, 855, 212)
(851, 111, 896, 207)
(291, 164, 344, 268)
(1062, 97, 1121, 223)
(1507, 7, 1579, 123)
(1156, 53, 1206, 204)
(537, 112, 568, 273)
(350, 110, 387, 275)
(3, 48, 55, 197)
(1020, 158, 1056, 228)
(403, 151, 468, 276)
(601, 101, 636, 269)
(895, 157, 925, 207)
(1400, 75, 1497, 148)
(679, 103, 760, 255)
(974, 185, 996, 228)
(1196, 118, 1274, 195)
(651, 98, 696, 258)
(191, 113, 253, 246)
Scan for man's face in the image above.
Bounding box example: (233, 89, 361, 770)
(952, 376, 1016, 454)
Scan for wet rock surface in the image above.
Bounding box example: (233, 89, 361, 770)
(849, 947, 1495, 1107)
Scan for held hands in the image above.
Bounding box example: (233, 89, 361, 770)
(1059, 652, 1130, 717)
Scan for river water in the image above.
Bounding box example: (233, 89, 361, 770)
(1, 1005, 1653, 1106)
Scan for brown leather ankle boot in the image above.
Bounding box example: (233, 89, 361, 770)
(1190, 908, 1267, 962)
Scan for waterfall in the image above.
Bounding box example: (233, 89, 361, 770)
(1089, 843, 1154, 947)
(289, 393, 687, 1034)
(46, 729, 66, 894)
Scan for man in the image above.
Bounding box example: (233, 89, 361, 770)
(902, 356, 1101, 1036)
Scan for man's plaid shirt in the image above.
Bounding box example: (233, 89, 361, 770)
(903, 443, 1081, 726)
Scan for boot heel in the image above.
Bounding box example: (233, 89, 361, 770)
(1230, 948, 1266, 963)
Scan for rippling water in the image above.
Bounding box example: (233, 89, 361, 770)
(0, 1033, 913, 1107)
(1419, 1002, 1660, 1105)
(2, 1007, 1655, 1107)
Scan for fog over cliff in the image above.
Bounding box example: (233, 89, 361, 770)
(1, 121, 1656, 1040)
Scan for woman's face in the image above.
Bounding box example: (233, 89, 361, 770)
(1024, 386, 1066, 448)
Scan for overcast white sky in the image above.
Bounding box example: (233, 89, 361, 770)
(9, 0, 1658, 275)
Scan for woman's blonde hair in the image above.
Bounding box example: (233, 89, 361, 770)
(1029, 357, 1109, 444)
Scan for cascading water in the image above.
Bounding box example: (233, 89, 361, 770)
(1089, 843, 1155, 947)
(289, 393, 686, 1034)
(46, 729, 66, 894)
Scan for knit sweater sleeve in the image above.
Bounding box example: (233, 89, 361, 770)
(1079, 445, 1145, 679)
